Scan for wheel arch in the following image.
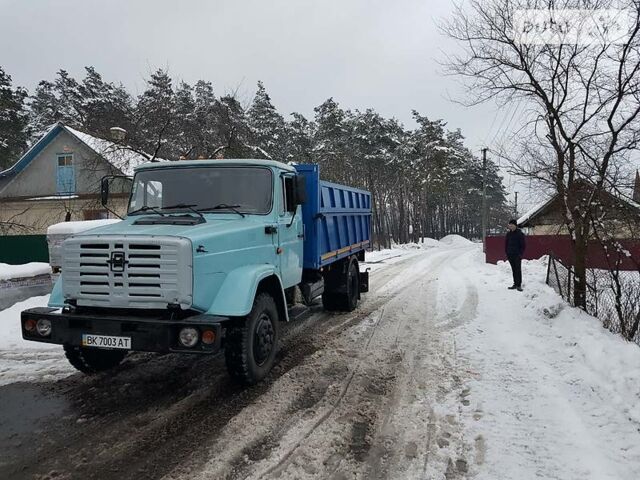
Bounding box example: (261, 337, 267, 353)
(256, 274, 289, 323)
(206, 265, 288, 320)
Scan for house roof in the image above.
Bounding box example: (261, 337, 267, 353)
(518, 182, 640, 227)
(517, 197, 557, 226)
(0, 122, 155, 185)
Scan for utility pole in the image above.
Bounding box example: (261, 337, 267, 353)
(514, 191, 519, 218)
(481, 148, 488, 253)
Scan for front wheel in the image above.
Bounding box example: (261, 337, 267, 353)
(225, 293, 280, 385)
(63, 345, 127, 374)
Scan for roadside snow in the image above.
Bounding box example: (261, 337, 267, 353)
(450, 250, 640, 479)
(0, 263, 51, 282)
(0, 295, 74, 385)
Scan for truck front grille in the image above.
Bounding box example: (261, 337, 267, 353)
(62, 236, 192, 309)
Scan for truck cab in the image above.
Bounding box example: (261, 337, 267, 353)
(21, 159, 371, 384)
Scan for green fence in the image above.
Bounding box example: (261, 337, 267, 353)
(0, 235, 49, 264)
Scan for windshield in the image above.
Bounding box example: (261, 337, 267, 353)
(128, 166, 273, 215)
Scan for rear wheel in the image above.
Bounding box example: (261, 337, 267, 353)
(225, 293, 280, 385)
(63, 345, 127, 374)
(322, 258, 360, 312)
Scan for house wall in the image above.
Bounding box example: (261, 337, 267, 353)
(0, 130, 115, 198)
(0, 196, 128, 235)
(526, 196, 640, 238)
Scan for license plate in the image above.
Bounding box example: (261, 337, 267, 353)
(82, 334, 131, 350)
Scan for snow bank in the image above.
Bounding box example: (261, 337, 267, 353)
(450, 249, 640, 479)
(47, 219, 120, 235)
(0, 263, 51, 282)
(439, 234, 473, 246)
(0, 295, 74, 385)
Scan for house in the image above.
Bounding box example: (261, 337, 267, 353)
(0, 122, 153, 235)
(485, 177, 640, 268)
(517, 178, 640, 237)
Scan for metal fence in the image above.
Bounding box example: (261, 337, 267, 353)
(0, 235, 49, 264)
(547, 254, 640, 344)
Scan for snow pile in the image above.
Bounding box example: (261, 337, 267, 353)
(0, 295, 74, 385)
(439, 234, 473, 246)
(393, 238, 441, 250)
(0, 263, 51, 282)
(47, 219, 120, 235)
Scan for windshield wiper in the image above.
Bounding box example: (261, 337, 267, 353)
(128, 205, 166, 216)
(198, 203, 246, 218)
(161, 203, 205, 219)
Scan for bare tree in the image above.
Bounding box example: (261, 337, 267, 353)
(443, 0, 640, 307)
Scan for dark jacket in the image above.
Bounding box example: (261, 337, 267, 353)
(505, 228, 526, 257)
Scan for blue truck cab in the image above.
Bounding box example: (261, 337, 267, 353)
(21, 159, 371, 384)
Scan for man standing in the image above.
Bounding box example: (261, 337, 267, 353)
(505, 219, 526, 291)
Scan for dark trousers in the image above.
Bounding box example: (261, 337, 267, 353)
(508, 255, 522, 287)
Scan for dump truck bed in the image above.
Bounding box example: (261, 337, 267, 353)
(295, 164, 372, 270)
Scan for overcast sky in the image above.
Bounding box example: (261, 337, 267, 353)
(2, 0, 537, 210)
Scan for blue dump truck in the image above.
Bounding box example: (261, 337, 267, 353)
(20, 159, 371, 384)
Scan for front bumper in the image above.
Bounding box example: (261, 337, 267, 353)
(21, 307, 224, 354)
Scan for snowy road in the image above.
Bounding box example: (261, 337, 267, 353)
(2, 240, 640, 480)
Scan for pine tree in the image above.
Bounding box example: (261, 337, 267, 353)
(0, 67, 29, 169)
(284, 112, 314, 164)
(80, 67, 134, 137)
(247, 81, 285, 160)
(29, 80, 61, 138)
(312, 98, 349, 182)
(213, 94, 251, 158)
(193, 80, 219, 157)
(134, 69, 176, 160)
(174, 81, 199, 158)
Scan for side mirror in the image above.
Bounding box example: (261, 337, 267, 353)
(100, 176, 110, 206)
(99, 175, 132, 219)
(294, 175, 307, 205)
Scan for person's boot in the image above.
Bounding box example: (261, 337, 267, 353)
(508, 285, 518, 290)
(516, 286, 523, 292)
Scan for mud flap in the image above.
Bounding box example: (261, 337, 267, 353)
(359, 270, 369, 293)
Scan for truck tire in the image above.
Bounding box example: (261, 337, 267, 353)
(322, 258, 360, 312)
(225, 293, 280, 385)
(63, 345, 127, 374)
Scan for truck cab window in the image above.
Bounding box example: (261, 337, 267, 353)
(128, 166, 273, 215)
(283, 176, 295, 213)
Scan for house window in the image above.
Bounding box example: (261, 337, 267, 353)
(83, 210, 109, 220)
(56, 154, 76, 194)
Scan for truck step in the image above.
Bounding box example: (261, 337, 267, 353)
(288, 304, 311, 322)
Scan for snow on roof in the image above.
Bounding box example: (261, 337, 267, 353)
(517, 197, 556, 226)
(63, 125, 152, 176)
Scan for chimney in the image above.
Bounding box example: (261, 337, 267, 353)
(634, 170, 640, 204)
(109, 126, 127, 142)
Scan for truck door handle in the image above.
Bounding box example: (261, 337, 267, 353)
(265, 226, 278, 235)
(297, 233, 304, 238)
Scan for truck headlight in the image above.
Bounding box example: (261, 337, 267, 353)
(36, 319, 52, 336)
(178, 327, 199, 347)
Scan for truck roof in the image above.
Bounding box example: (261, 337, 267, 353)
(134, 158, 297, 173)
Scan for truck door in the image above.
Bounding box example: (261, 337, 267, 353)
(278, 174, 304, 289)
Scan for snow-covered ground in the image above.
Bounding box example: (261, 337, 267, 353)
(449, 251, 640, 480)
(0, 295, 75, 386)
(2, 237, 640, 479)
